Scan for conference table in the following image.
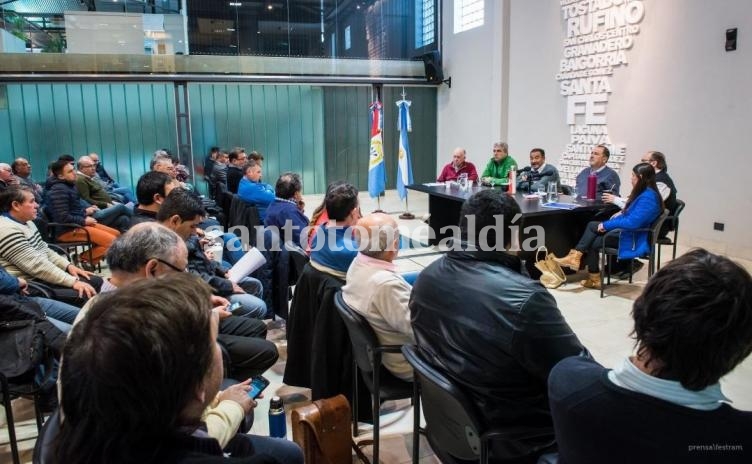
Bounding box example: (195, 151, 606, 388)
(406, 183, 617, 270)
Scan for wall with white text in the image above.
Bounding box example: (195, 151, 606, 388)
(440, 0, 752, 259)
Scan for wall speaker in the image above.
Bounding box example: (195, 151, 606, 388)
(726, 28, 737, 51)
(421, 51, 444, 84)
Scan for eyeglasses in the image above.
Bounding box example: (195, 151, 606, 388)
(79, 164, 95, 168)
(151, 257, 187, 273)
(641, 158, 653, 163)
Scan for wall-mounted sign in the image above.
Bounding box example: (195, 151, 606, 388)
(556, 0, 645, 186)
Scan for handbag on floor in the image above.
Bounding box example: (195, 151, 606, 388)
(291, 394, 369, 464)
(534, 247, 566, 289)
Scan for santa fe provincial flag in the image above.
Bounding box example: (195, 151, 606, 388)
(395, 99, 414, 200)
(368, 100, 386, 198)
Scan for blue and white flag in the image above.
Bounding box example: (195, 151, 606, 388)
(368, 100, 386, 198)
(395, 99, 414, 200)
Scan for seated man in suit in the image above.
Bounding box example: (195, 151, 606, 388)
(575, 144, 621, 196)
(342, 213, 415, 381)
(517, 148, 560, 193)
(0, 186, 101, 307)
(238, 160, 275, 220)
(226, 148, 248, 194)
(309, 182, 361, 279)
(264, 172, 309, 248)
(437, 147, 478, 183)
(410, 189, 584, 462)
(549, 249, 752, 463)
(56, 273, 288, 464)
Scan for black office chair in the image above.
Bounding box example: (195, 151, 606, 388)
(401, 345, 557, 464)
(333, 291, 413, 464)
(34, 211, 98, 272)
(600, 209, 669, 298)
(656, 199, 686, 270)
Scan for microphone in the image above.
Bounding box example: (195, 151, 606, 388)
(517, 166, 531, 174)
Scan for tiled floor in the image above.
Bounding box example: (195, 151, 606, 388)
(4, 188, 751, 463)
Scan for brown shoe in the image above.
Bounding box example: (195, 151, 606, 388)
(580, 272, 602, 289)
(554, 249, 583, 270)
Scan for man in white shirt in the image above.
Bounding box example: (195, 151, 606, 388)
(341, 212, 415, 381)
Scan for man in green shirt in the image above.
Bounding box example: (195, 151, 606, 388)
(481, 142, 518, 186)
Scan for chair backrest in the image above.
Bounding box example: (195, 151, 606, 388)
(648, 209, 670, 249)
(401, 345, 484, 461)
(33, 409, 60, 464)
(333, 291, 379, 376)
(667, 198, 685, 231)
(284, 241, 310, 284)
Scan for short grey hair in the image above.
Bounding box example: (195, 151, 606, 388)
(107, 223, 182, 273)
(493, 142, 508, 153)
(150, 150, 172, 170)
(356, 223, 400, 259)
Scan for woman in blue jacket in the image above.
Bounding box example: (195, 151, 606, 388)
(555, 162, 663, 289)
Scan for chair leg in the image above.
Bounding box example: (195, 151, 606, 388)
(2, 381, 21, 464)
(352, 361, 359, 436)
(600, 253, 607, 298)
(672, 232, 678, 260)
(480, 439, 489, 464)
(628, 259, 633, 284)
(33, 391, 44, 431)
(373, 367, 381, 464)
(412, 380, 420, 464)
(657, 243, 662, 271)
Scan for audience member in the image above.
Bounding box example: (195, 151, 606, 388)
(0, 186, 101, 307)
(264, 172, 309, 248)
(72, 157, 132, 231)
(238, 160, 275, 220)
(131, 171, 179, 225)
(549, 249, 752, 463)
(248, 151, 264, 167)
(309, 182, 361, 278)
(342, 213, 415, 381)
(158, 189, 269, 319)
(410, 189, 584, 462)
(11, 157, 43, 203)
(204, 146, 221, 180)
(437, 147, 478, 183)
(47, 160, 121, 266)
(517, 148, 560, 193)
(306, 180, 346, 251)
(209, 151, 230, 197)
(481, 142, 518, 186)
(227, 148, 248, 194)
(0, 162, 17, 190)
(575, 144, 621, 196)
(88, 152, 137, 204)
(555, 162, 663, 289)
(75, 155, 120, 208)
(54, 273, 281, 464)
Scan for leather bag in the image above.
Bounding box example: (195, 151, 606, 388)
(292, 394, 368, 464)
(534, 247, 566, 289)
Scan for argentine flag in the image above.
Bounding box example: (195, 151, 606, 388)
(396, 99, 414, 200)
(368, 100, 386, 198)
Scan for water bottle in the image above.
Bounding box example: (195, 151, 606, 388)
(508, 166, 517, 194)
(586, 172, 597, 200)
(268, 396, 287, 438)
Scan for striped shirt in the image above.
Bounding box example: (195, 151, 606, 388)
(0, 216, 75, 287)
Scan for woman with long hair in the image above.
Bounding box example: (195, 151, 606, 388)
(554, 162, 664, 289)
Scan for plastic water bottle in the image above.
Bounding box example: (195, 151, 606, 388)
(268, 396, 287, 438)
(586, 172, 597, 200)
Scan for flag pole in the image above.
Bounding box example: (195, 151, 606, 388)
(398, 86, 415, 219)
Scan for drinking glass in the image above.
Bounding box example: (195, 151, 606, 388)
(547, 181, 558, 203)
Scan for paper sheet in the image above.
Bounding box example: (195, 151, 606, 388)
(227, 248, 267, 283)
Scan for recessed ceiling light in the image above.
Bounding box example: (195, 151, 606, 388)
(267, 4, 273, 10)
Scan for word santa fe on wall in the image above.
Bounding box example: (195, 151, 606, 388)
(555, 0, 645, 186)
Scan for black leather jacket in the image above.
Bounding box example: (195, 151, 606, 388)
(409, 246, 584, 462)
